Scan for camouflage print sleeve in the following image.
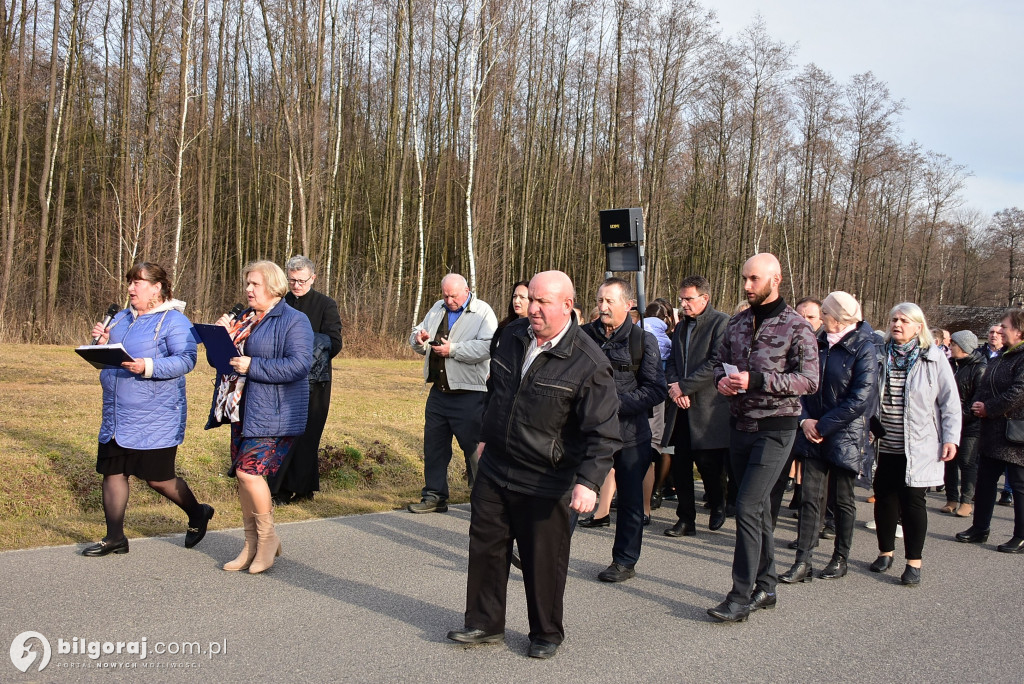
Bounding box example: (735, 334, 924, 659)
(759, 316, 819, 397)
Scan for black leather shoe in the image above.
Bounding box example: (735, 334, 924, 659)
(709, 509, 726, 531)
(598, 562, 635, 582)
(447, 628, 504, 644)
(184, 504, 215, 548)
(955, 527, 990, 544)
(707, 600, 750, 622)
(82, 537, 129, 557)
(528, 638, 558, 659)
(997, 536, 1024, 553)
(664, 520, 696, 537)
(869, 555, 894, 573)
(998, 491, 1013, 507)
(510, 551, 523, 569)
(818, 555, 848, 579)
(651, 491, 663, 510)
(819, 525, 836, 540)
(787, 539, 799, 550)
(779, 561, 813, 584)
(747, 588, 777, 611)
(900, 565, 921, 586)
(579, 514, 610, 528)
(408, 499, 448, 514)
(642, 515, 651, 526)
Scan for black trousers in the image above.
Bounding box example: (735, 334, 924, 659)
(873, 451, 928, 560)
(944, 434, 979, 504)
(769, 449, 796, 528)
(726, 428, 796, 604)
(464, 473, 572, 643)
(269, 381, 331, 496)
(422, 386, 485, 503)
(796, 458, 856, 563)
(973, 456, 1024, 538)
(670, 416, 726, 523)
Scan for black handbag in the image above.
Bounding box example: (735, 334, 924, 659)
(1006, 419, 1024, 445)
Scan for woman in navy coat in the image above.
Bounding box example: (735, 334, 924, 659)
(208, 260, 313, 574)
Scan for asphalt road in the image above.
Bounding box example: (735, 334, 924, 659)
(2, 491, 1021, 683)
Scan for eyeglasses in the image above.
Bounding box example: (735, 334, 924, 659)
(678, 295, 706, 303)
(287, 276, 313, 286)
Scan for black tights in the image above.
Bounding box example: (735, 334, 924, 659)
(102, 475, 202, 541)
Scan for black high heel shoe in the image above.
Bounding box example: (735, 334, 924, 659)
(82, 537, 129, 557)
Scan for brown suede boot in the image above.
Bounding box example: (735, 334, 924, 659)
(248, 512, 281, 574)
(223, 499, 258, 572)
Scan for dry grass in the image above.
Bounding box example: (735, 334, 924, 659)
(0, 344, 471, 551)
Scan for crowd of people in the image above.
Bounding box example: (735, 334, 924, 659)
(80, 252, 1023, 659)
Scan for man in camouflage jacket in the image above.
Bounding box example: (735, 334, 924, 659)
(706, 253, 819, 623)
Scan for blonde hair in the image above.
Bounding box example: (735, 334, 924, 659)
(885, 302, 934, 348)
(242, 260, 289, 297)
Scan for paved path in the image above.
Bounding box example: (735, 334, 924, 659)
(1, 493, 1021, 683)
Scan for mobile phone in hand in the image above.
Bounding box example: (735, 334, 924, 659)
(429, 340, 442, 347)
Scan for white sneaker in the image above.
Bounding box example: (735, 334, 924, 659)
(865, 519, 876, 530)
(896, 524, 904, 538)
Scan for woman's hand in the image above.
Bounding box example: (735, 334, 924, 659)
(121, 359, 146, 375)
(940, 443, 957, 462)
(971, 401, 987, 418)
(229, 355, 251, 374)
(802, 418, 823, 444)
(215, 313, 233, 330)
(91, 322, 109, 344)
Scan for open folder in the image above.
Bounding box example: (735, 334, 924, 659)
(192, 324, 239, 374)
(76, 343, 135, 369)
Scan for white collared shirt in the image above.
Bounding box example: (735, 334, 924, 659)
(522, 318, 573, 378)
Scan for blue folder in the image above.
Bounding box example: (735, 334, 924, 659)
(192, 324, 240, 374)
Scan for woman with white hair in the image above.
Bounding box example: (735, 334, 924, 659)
(869, 303, 960, 585)
(780, 292, 879, 583)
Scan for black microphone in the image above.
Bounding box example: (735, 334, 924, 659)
(92, 304, 120, 344)
(227, 303, 244, 321)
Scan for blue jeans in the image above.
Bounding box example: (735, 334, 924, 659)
(421, 386, 485, 503)
(612, 444, 647, 567)
(726, 428, 796, 604)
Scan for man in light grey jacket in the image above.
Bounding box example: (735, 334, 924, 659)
(408, 274, 497, 513)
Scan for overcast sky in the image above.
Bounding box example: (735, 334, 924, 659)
(711, 0, 1023, 217)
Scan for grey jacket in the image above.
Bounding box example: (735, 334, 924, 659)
(662, 305, 732, 450)
(410, 294, 497, 392)
(880, 343, 962, 487)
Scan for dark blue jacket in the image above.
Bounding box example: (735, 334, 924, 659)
(581, 317, 667, 448)
(796, 321, 879, 472)
(206, 301, 313, 437)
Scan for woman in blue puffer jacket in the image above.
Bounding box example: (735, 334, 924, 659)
(207, 260, 312, 574)
(83, 262, 212, 557)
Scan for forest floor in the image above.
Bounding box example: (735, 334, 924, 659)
(0, 345, 461, 551)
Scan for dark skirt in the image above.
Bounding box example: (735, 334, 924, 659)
(96, 439, 177, 481)
(229, 422, 294, 477)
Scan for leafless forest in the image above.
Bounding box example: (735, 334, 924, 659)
(0, 0, 1021, 349)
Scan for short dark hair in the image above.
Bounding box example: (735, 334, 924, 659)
(795, 297, 822, 309)
(600, 277, 634, 302)
(678, 275, 710, 295)
(125, 262, 172, 302)
(1004, 309, 1024, 337)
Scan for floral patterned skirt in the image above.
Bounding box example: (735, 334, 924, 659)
(229, 422, 295, 477)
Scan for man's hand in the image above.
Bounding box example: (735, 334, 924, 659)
(802, 418, 823, 444)
(570, 484, 597, 514)
(432, 337, 451, 357)
(475, 442, 485, 462)
(972, 401, 987, 418)
(940, 443, 957, 462)
(668, 382, 682, 400)
(729, 371, 750, 390)
(414, 329, 431, 345)
(717, 377, 738, 396)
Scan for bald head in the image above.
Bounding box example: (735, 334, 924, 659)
(528, 270, 575, 343)
(441, 273, 470, 311)
(741, 253, 782, 307)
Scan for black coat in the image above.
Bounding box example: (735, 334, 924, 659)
(661, 305, 731, 450)
(796, 321, 879, 473)
(478, 318, 622, 498)
(286, 288, 343, 383)
(975, 343, 1024, 467)
(951, 353, 986, 438)
(580, 317, 667, 448)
